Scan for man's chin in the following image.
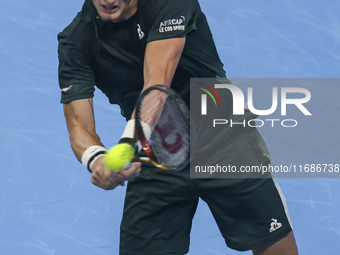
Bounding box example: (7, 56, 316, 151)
(97, 13, 120, 22)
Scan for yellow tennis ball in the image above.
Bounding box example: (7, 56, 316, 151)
(104, 143, 135, 171)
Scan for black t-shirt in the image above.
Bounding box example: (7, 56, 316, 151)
(58, 0, 226, 119)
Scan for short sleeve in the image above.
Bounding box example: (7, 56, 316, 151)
(58, 32, 95, 104)
(141, 0, 201, 44)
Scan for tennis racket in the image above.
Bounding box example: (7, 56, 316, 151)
(130, 85, 190, 170)
(105, 85, 190, 171)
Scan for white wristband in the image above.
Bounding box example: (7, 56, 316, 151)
(81, 145, 107, 172)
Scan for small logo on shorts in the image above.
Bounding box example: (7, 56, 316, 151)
(269, 218, 282, 233)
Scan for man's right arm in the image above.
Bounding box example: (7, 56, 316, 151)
(63, 98, 141, 190)
(64, 98, 101, 161)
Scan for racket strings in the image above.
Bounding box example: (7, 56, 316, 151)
(140, 90, 189, 168)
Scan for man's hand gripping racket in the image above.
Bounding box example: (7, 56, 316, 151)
(104, 85, 190, 171)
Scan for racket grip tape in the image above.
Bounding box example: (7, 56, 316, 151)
(119, 137, 134, 145)
(120, 119, 135, 140)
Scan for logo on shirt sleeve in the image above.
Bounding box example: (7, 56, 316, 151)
(159, 16, 186, 33)
(61, 85, 73, 93)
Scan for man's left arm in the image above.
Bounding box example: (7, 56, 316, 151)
(143, 37, 186, 89)
(115, 36, 185, 147)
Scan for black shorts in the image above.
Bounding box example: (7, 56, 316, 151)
(119, 167, 293, 255)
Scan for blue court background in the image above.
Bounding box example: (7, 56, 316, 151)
(0, 0, 339, 254)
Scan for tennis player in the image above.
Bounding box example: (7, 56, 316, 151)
(58, 0, 298, 254)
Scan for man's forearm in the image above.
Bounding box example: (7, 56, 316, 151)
(63, 99, 105, 167)
(69, 125, 104, 162)
(143, 37, 185, 90)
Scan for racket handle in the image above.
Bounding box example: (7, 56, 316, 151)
(130, 157, 173, 170)
(123, 162, 133, 169)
